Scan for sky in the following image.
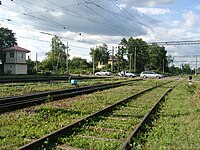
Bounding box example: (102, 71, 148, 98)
(0, 0, 200, 68)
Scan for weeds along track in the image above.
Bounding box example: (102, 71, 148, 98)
(19, 79, 179, 150)
(0, 75, 104, 83)
(0, 79, 140, 114)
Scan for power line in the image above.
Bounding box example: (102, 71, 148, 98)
(85, 0, 144, 35)
(18, 35, 90, 50)
(45, 0, 130, 35)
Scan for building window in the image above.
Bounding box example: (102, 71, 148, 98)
(10, 52, 14, 58)
(20, 53, 24, 58)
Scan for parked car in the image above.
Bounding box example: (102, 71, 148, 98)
(140, 71, 163, 79)
(95, 70, 112, 76)
(118, 71, 137, 77)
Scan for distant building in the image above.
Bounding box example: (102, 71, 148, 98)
(97, 56, 118, 69)
(0, 45, 30, 74)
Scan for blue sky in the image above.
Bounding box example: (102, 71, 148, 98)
(0, 0, 200, 68)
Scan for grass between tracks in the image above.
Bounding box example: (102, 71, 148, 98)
(0, 78, 123, 97)
(135, 80, 200, 149)
(0, 79, 164, 149)
(59, 84, 175, 150)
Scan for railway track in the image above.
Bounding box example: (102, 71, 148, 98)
(0, 79, 139, 114)
(19, 79, 178, 150)
(0, 75, 105, 83)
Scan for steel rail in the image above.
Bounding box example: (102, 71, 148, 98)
(119, 84, 177, 149)
(19, 81, 171, 150)
(0, 75, 106, 83)
(0, 79, 139, 113)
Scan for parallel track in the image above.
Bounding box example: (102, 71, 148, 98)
(0, 80, 139, 114)
(0, 75, 106, 83)
(19, 80, 176, 150)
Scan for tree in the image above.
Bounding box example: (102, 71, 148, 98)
(0, 27, 17, 49)
(182, 64, 192, 74)
(117, 38, 128, 71)
(27, 56, 37, 74)
(89, 44, 109, 68)
(147, 45, 168, 73)
(0, 27, 17, 73)
(121, 37, 148, 73)
(40, 35, 67, 72)
(68, 57, 90, 69)
(119, 37, 169, 73)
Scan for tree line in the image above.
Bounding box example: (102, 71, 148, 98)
(0, 27, 194, 75)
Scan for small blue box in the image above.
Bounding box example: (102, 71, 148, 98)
(71, 79, 78, 85)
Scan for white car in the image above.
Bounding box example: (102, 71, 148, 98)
(118, 71, 137, 77)
(95, 70, 111, 76)
(140, 71, 163, 79)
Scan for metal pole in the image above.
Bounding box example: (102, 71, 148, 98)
(15, 45, 17, 74)
(36, 52, 38, 72)
(129, 54, 132, 72)
(134, 47, 136, 73)
(93, 47, 95, 75)
(66, 42, 69, 73)
(111, 46, 114, 73)
(163, 58, 165, 73)
(117, 46, 120, 73)
(52, 39, 55, 72)
(195, 55, 197, 75)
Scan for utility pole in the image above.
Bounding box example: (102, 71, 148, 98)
(134, 47, 136, 73)
(36, 52, 38, 72)
(93, 47, 95, 75)
(52, 39, 55, 72)
(111, 46, 114, 73)
(195, 55, 198, 75)
(66, 42, 69, 74)
(129, 53, 132, 72)
(163, 58, 165, 73)
(117, 46, 120, 73)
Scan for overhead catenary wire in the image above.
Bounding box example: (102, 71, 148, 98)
(45, 0, 130, 35)
(85, 0, 145, 35)
(76, 0, 129, 35)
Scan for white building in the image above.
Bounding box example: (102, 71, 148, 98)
(1, 45, 30, 74)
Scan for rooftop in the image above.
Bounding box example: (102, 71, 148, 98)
(0, 45, 30, 53)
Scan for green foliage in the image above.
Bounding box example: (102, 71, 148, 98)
(119, 37, 168, 73)
(168, 65, 181, 75)
(89, 44, 109, 67)
(147, 45, 167, 72)
(68, 57, 90, 69)
(69, 68, 92, 75)
(0, 27, 17, 74)
(0, 27, 17, 49)
(39, 35, 67, 72)
(182, 63, 192, 74)
(184, 82, 196, 94)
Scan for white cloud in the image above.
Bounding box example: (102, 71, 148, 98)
(117, 0, 174, 7)
(4, 0, 158, 36)
(194, 5, 200, 10)
(1, 0, 200, 68)
(182, 11, 200, 29)
(50, 10, 64, 17)
(136, 8, 171, 15)
(0, 0, 158, 62)
(171, 20, 181, 27)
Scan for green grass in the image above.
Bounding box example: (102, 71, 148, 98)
(0, 79, 157, 149)
(136, 81, 200, 149)
(0, 79, 171, 149)
(59, 81, 177, 150)
(0, 78, 127, 97)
